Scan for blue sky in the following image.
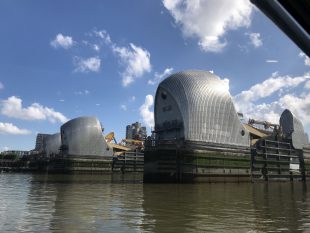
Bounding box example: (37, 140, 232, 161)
(0, 0, 309, 151)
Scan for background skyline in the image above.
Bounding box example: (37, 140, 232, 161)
(0, 0, 309, 151)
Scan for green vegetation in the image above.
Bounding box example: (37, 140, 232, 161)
(64, 159, 112, 169)
(0, 153, 19, 160)
(183, 152, 251, 169)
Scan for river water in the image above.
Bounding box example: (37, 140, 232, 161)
(0, 173, 310, 233)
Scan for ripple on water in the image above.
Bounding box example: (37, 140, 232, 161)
(1, 174, 310, 232)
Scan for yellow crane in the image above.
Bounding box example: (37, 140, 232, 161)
(121, 139, 144, 147)
(105, 132, 117, 144)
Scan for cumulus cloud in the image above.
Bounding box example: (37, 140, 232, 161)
(0, 122, 31, 135)
(234, 72, 310, 125)
(0, 96, 68, 123)
(266, 60, 279, 63)
(50, 33, 74, 49)
(120, 104, 127, 111)
(82, 40, 101, 52)
(163, 0, 253, 52)
(73, 56, 101, 72)
(148, 67, 174, 85)
(299, 52, 310, 66)
(139, 95, 154, 128)
(234, 72, 309, 103)
(93, 29, 112, 45)
(247, 32, 263, 47)
(113, 43, 151, 86)
(85, 28, 152, 86)
(278, 93, 310, 125)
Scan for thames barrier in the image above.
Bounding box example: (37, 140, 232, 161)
(1, 70, 310, 183)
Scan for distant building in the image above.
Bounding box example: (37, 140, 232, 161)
(1, 150, 30, 156)
(34, 133, 51, 153)
(126, 122, 147, 140)
(44, 133, 61, 156)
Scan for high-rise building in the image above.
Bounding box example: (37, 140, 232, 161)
(126, 122, 147, 140)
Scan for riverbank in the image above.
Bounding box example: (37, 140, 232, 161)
(0, 152, 144, 174)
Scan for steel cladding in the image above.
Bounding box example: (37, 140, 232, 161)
(155, 70, 250, 147)
(34, 133, 50, 153)
(60, 116, 113, 156)
(44, 133, 61, 156)
(280, 109, 308, 149)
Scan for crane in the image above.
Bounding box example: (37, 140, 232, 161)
(121, 139, 144, 148)
(248, 118, 279, 130)
(105, 132, 117, 144)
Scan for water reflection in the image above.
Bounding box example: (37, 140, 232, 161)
(32, 174, 144, 233)
(1, 173, 310, 232)
(142, 183, 310, 233)
(251, 183, 309, 232)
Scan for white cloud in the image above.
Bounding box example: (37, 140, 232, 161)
(299, 52, 310, 66)
(59, 99, 65, 102)
(82, 40, 100, 52)
(234, 72, 309, 103)
(0, 122, 31, 135)
(305, 81, 310, 89)
(75, 90, 90, 95)
(87, 29, 152, 86)
(0, 96, 68, 123)
(278, 93, 310, 125)
(139, 95, 154, 128)
(163, 0, 253, 52)
(234, 72, 310, 125)
(1, 146, 10, 152)
(73, 56, 101, 72)
(221, 78, 230, 92)
(130, 96, 136, 102)
(148, 67, 174, 85)
(93, 44, 100, 51)
(120, 104, 127, 111)
(247, 32, 262, 47)
(266, 60, 279, 63)
(113, 43, 151, 86)
(50, 33, 74, 49)
(0, 82, 3, 90)
(93, 30, 112, 44)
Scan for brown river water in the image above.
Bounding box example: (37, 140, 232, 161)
(0, 173, 310, 233)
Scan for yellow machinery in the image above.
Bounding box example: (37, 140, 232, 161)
(246, 118, 279, 145)
(248, 118, 279, 130)
(105, 132, 117, 144)
(121, 139, 144, 148)
(104, 132, 131, 155)
(105, 132, 144, 152)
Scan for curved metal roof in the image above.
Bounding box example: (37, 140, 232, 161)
(44, 133, 61, 156)
(60, 116, 112, 156)
(156, 70, 250, 147)
(280, 109, 308, 149)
